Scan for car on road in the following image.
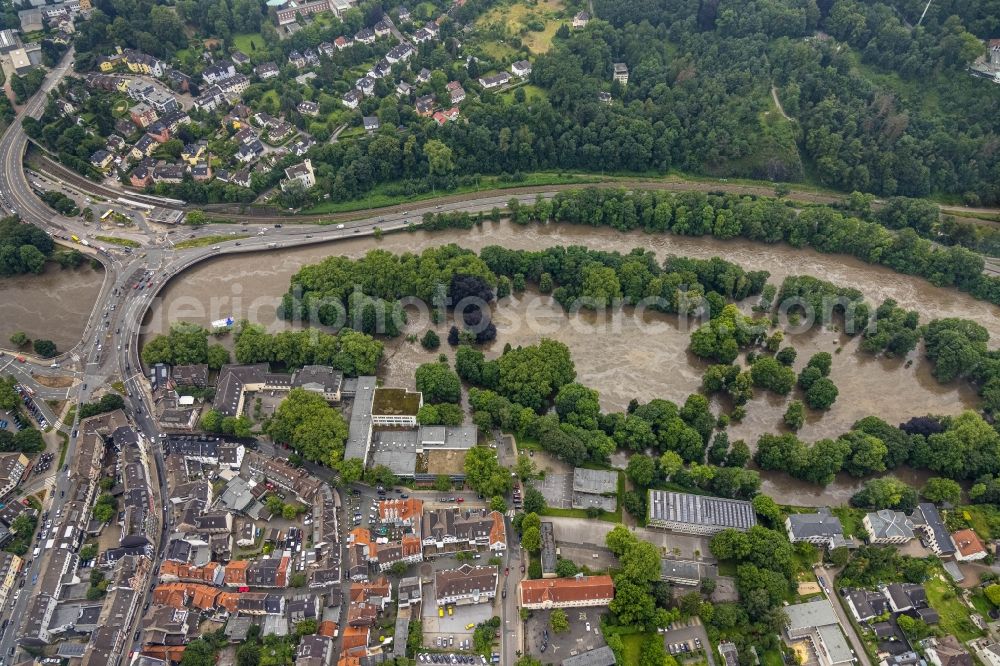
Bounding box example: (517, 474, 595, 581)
(337, 224, 345, 229)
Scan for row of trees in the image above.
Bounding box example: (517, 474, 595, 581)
(759, 409, 1000, 487)
(471, 188, 1000, 309)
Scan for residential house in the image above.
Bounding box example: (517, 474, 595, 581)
(0, 552, 21, 610)
(386, 43, 414, 63)
(397, 6, 411, 22)
(925, 636, 973, 666)
(356, 76, 376, 96)
(396, 81, 412, 97)
(435, 565, 497, 606)
(952, 529, 987, 561)
(885, 582, 928, 613)
(843, 588, 890, 623)
(573, 11, 590, 28)
(447, 80, 465, 104)
(432, 107, 460, 125)
(863, 510, 914, 544)
(785, 508, 850, 549)
(282, 159, 316, 191)
(231, 50, 250, 66)
(335, 36, 352, 50)
(130, 134, 157, 160)
(511, 60, 532, 77)
(415, 94, 435, 116)
(130, 164, 153, 188)
(203, 62, 237, 84)
(355, 28, 375, 44)
(90, 150, 113, 171)
(613, 62, 629, 85)
(417, 68, 432, 83)
(298, 100, 320, 116)
(398, 576, 421, 608)
(146, 122, 170, 143)
(219, 74, 250, 96)
(256, 62, 280, 80)
(413, 27, 432, 43)
(363, 116, 380, 133)
(910, 504, 956, 556)
(181, 143, 206, 165)
(152, 163, 184, 184)
(519, 576, 614, 610)
(318, 41, 335, 57)
(479, 72, 511, 89)
(971, 639, 1000, 666)
(288, 50, 306, 68)
(130, 103, 159, 129)
(342, 90, 361, 109)
(296, 635, 334, 666)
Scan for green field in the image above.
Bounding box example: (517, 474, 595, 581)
(95, 235, 140, 248)
(925, 575, 983, 642)
(831, 507, 865, 538)
(233, 32, 264, 54)
(502, 84, 548, 104)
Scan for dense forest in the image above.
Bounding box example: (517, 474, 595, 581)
(0, 217, 54, 276)
(63, 0, 1000, 205)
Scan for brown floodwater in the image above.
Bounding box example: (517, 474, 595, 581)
(0, 262, 104, 350)
(146, 219, 999, 503)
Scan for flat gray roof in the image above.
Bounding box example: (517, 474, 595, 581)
(660, 558, 702, 583)
(562, 645, 617, 666)
(371, 429, 418, 476)
(573, 468, 617, 495)
(786, 599, 853, 665)
(648, 490, 756, 530)
(345, 376, 377, 464)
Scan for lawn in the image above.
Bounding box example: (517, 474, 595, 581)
(232, 32, 264, 54)
(502, 84, 548, 103)
(761, 650, 784, 666)
(925, 574, 983, 642)
(620, 631, 655, 665)
(717, 560, 737, 577)
(831, 506, 866, 538)
(538, 506, 620, 523)
(94, 235, 140, 248)
(958, 504, 1000, 540)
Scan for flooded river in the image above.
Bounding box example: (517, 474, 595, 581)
(143, 219, 997, 504)
(0, 262, 104, 350)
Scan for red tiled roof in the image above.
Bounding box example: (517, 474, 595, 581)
(224, 560, 249, 585)
(519, 575, 614, 606)
(952, 528, 986, 557)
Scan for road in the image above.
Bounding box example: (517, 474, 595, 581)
(816, 564, 873, 666)
(0, 40, 952, 666)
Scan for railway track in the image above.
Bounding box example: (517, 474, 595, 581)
(27, 148, 186, 210)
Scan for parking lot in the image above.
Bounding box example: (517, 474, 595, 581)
(525, 608, 606, 660)
(420, 594, 495, 647)
(661, 619, 715, 666)
(535, 473, 573, 509)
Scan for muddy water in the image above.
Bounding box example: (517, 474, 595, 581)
(149, 219, 997, 503)
(0, 262, 104, 350)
